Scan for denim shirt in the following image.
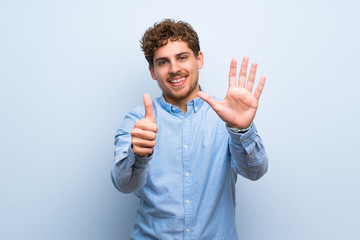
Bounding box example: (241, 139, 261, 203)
(111, 95, 268, 240)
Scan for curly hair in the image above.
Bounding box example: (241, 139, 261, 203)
(140, 19, 200, 68)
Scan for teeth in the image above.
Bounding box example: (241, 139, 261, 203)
(170, 77, 185, 83)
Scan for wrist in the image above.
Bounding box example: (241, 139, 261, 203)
(226, 122, 253, 133)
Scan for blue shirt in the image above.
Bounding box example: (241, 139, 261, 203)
(111, 95, 268, 240)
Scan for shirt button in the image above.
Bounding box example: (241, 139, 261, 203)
(195, 107, 198, 111)
(185, 118, 189, 122)
(249, 154, 253, 158)
(242, 138, 247, 142)
(185, 200, 190, 204)
(186, 229, 190, 233)
(185, 172, 189, 177)
(184, 145, 188, 149)
(172, 107, 176, 111)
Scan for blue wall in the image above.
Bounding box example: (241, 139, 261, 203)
(1, 0, 359, 239)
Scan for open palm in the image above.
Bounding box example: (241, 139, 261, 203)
(198, 57, 266, 129)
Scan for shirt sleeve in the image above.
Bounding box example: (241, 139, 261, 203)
(111, 107, 152, 193)
(227, 123, 268, 181)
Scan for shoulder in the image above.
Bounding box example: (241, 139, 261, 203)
(123, 105, 144, 122)
(123, 96, 162, 123)
(115, 105, 144, 137)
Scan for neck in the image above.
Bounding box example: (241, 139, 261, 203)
(163, 85, 200, 114)
(163, 96, 190, 114)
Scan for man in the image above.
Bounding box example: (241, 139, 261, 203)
(111, 19, 268, 239)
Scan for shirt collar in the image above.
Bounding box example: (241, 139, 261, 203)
(157, 93, 205, 114)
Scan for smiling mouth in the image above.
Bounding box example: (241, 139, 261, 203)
(169, 77, 186, 83)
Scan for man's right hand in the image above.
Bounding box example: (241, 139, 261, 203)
(131, 94, 158, 158)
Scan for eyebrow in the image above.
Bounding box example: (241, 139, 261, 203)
(154, 51, 191, 63)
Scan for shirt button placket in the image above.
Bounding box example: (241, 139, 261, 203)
(183, 116, 192, 237)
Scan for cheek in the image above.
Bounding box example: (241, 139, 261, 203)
(155, 69, 168, 80)
(186, 61, 199, 72)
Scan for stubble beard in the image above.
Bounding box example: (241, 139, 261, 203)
(161, 75, 199, 104)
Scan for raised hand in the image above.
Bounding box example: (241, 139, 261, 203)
(131, 94, 158, 157)
(198, 57, 266, 129)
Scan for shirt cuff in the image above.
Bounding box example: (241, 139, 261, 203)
(226, 122, 257, 154)
(127, 145, 153, 169)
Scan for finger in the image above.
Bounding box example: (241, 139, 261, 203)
(132, 138, 156, 148)
(198, 91, 219, 112)
(228, 58, 237, 88)
(239, 56, 249, 88)
(143, 93, 155, 122)
(254, 75, 266, 100)
(134, 119, 158, 133)
(131, 128, 157, 140)
(246, 62, 257, 92)
(132, 145, 154, 157)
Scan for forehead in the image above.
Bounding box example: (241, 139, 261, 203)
(154, 40, 193, 59)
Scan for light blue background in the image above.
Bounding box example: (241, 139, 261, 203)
(1, 0, 359, 239)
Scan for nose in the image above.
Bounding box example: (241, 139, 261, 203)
(169, 60, 181, 74)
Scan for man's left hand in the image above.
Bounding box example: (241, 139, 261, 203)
(198, 56, 266, 129)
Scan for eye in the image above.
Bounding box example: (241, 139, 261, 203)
(179, 56, 188, 61)
(157, 60, 167, 66)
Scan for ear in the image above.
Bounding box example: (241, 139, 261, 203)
(197, 51, 204, 70)
(148, 65, 157, 80)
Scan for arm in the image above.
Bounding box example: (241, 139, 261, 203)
(227, 123, 268, 181)
(111, 94, 157, 193)
(198, 57, 268, 180)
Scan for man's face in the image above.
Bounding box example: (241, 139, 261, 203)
(149, 40, 204, 105)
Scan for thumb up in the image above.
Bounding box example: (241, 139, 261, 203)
(143, 93, 156, 123)
(131, 94, 158, 158)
